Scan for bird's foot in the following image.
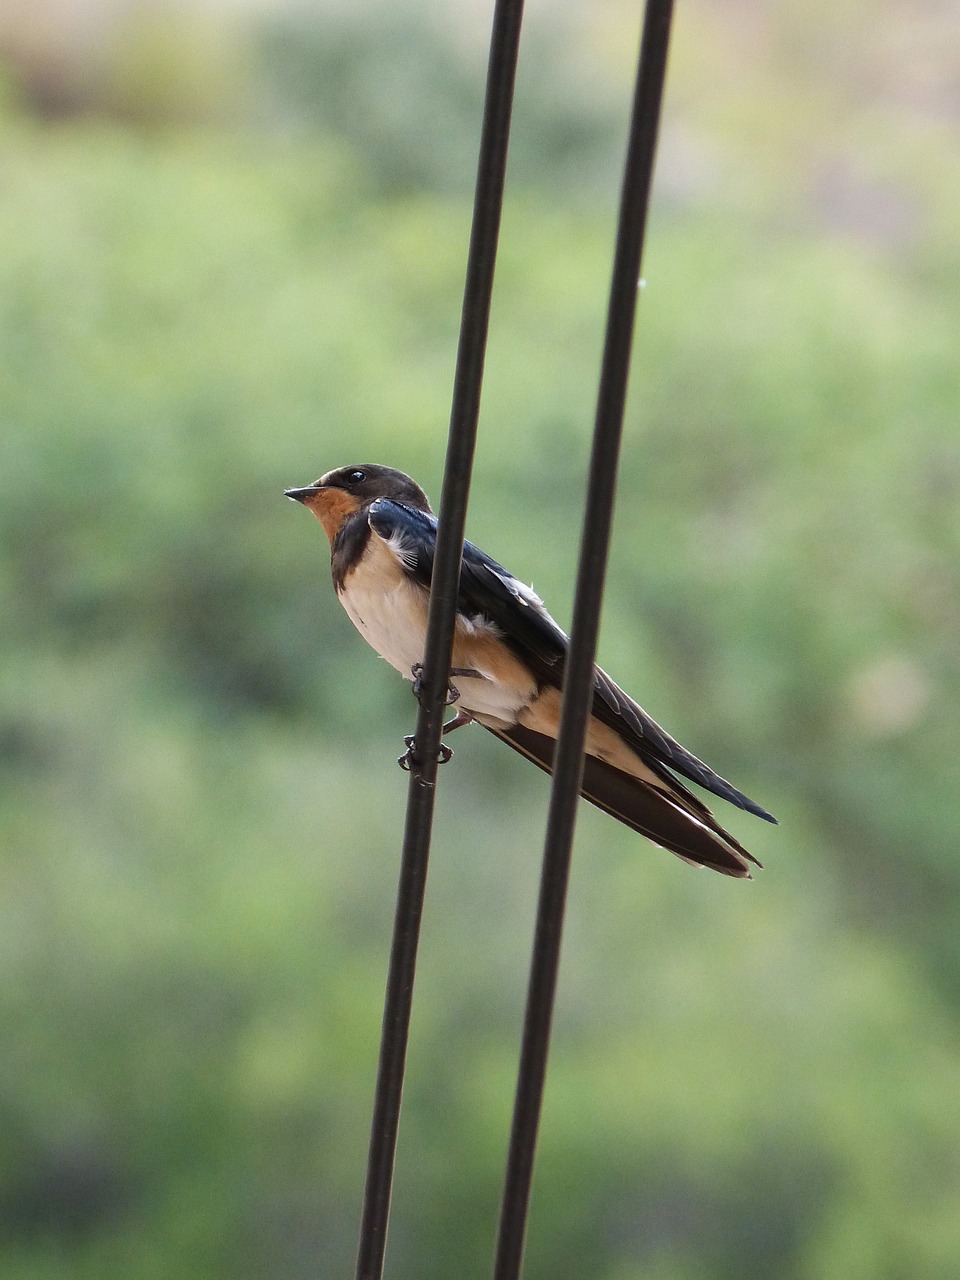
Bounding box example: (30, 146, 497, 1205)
(410, 662, 484, 706)
(397, 734, 453, 773)
(397, 707, 474, 777)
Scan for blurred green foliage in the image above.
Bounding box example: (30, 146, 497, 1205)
(1, 2, 959, 1278)
(256, 6, 624, 196)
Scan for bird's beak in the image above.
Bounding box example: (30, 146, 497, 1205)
(285, 485, 324, 504)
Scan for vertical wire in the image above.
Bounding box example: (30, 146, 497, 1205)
(492, 2, 676, 1277)
(353, 3, 525, 1278)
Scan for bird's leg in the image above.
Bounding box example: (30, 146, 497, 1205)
(410, 662, 485, 706)
(442, 709, 474, 735)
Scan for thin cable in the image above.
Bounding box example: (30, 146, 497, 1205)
(492, 2, 676, 1277)
(353, 4, 524, 1279)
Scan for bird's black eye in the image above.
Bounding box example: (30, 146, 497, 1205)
(344, 469, 366, 485)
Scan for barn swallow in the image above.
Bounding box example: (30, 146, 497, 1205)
(285, 464, 776, 878)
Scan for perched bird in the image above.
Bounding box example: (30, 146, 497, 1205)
(286, 464, 776, 878)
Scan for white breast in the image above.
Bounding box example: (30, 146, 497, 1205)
(337, 533, 430, 678)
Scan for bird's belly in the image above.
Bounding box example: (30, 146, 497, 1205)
(338, 540, 430, 677)
(453, 675, 531, 725)
(450, 615, 537, 725)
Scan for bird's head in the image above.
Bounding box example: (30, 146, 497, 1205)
(285, 464, 432, 543)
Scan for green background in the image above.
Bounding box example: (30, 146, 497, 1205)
(1, 1, 958, 1276)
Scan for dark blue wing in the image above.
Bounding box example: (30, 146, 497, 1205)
(368, 498, 777, 824)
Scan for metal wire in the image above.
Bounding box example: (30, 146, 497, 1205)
(353, 4, 524, 1278)
(492, 3, 676, 1276)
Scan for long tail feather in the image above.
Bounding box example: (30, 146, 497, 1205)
(482, 722, 761, 879)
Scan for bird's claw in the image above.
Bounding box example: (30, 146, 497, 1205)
(397, 734, 453, 772)
(410, 662, 483, 707)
